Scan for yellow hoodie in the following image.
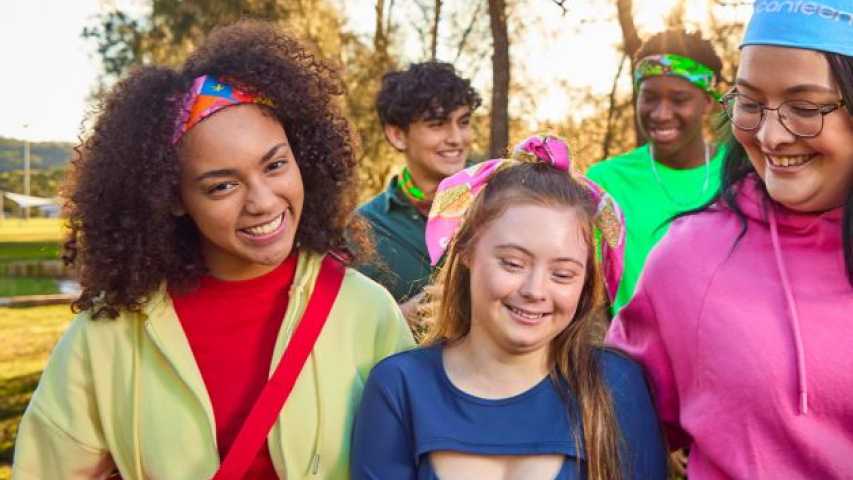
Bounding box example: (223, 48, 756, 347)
(12, 251, 415, 479)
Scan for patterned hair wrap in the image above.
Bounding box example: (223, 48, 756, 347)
(425, 135, 626, 302)
(634, 53, 721, 101)
(741, 0, 853, 57)
(172, 75, 275, 144)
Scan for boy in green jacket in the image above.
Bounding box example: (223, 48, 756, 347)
(357, 62, 481, 324)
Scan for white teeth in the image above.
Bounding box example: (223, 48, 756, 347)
(766, 154, 813, 167)
(650, 128, 679, 141)
(243, 214, 282, 236)
(508, 305, 546, 320)
(438, 150, 462, 158)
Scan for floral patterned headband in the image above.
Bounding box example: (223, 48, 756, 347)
(634, 53, 721, 101)
(425, 135, 626, 302)
(172, 74, 274, 144)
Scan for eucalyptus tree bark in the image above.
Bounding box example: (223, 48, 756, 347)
(487, 0, 510, 158)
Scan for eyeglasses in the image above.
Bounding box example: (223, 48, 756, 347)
(720, 92, 845, 138)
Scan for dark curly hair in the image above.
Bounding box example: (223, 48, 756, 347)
(635, 29, 723, 83)
(375, 61, 482, 129)
(64, 20, 369, 319)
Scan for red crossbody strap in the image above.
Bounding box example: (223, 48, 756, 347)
(212, 255, 346, 480)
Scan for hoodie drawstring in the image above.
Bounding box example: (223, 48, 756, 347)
(768, 206, 809, 415)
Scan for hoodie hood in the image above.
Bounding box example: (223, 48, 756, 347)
(730, 175, 844, 414)
(734, 175, 843, 245)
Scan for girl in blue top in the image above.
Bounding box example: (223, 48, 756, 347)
(351, 136, 667, 480)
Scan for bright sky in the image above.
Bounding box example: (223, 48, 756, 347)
(0, 0, 752, 143)
(1, 0, 102, 142)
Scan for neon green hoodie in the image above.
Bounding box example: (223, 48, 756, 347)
(12, 250, 415, 479)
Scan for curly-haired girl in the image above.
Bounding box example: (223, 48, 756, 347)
(13, 21, 414, 479)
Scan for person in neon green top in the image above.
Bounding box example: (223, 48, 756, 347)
(587, 29, 726, 314)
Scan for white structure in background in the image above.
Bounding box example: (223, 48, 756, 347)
(0, 191, 60, 220)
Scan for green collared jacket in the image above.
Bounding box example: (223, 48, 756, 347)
(356, 178, 433, 303)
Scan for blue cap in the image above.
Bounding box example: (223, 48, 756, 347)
(741, 0, 853, 56)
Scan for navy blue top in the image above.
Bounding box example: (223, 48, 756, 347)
(351, 344, 667, 479)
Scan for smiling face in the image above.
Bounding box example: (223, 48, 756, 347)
(637, 75, 712, 160)
(465, 202, 589, 356)
(734, 46, 853, 212)
(177, 104, 304, 280)
(385, 106, 473, 186)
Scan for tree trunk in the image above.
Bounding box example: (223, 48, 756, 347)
(488, 0, 510, 158)
(430, 0, 442, 60)
(374, 0, 388, 55)
(615, 0, 644, 146)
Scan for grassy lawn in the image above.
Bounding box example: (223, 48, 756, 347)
(0, 304, 73, 478)
(0, 241, 61, 264)
(0, 277, 58, 297)
(0, 218, 65, 243)
(0, 236, 64, 298)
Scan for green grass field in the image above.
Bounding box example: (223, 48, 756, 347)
(0, 241, 61, 264)
(0, 222, 64, 297)
(0, 277, 58, 297)
(0, 226, 70, 475)
(0, 304, 73, 478)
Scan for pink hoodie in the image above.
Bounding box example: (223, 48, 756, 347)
(607, 176, 853, 479)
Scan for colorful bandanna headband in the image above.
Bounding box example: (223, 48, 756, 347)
(634, 53, 721, 101)
(172, 74, 274, 144)
(741, 0, 853, 57)
(425, 135, 626, 302)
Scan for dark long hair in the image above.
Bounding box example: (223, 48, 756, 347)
(690, 52, 853, 286)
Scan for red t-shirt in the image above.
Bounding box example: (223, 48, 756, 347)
(170, 254, 298, 479)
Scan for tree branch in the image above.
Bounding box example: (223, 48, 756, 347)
(550, 0, 569, 15)
(602, 53, 627, 159)
(453, 1, 483, 64)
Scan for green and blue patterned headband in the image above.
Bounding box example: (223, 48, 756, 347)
(634, 53, 721, 101)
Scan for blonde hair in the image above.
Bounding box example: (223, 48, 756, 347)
(422, 162, 624, 480)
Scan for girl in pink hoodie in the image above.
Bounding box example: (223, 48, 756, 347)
(606, 1, 853, 478)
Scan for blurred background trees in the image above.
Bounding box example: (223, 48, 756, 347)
(77, 0, 747, 200)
